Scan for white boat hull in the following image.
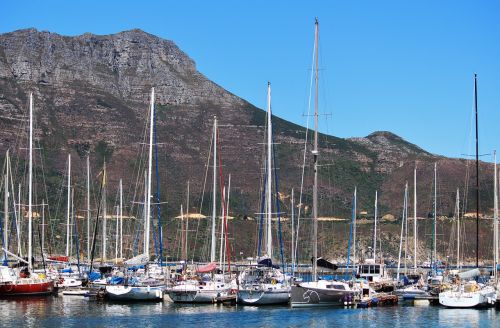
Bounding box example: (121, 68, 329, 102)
(439, 287, 496, 308)
(167, 288, 225, 303)
(167, 278, 232, 304)
(105, 285, 164, 301)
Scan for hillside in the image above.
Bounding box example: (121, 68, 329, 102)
(0, 28, 495, 261)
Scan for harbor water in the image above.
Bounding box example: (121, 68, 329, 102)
(1, 296, 499, 328)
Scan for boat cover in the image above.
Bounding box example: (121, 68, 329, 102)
(317, 257, 338, 270)
(88, 271, 101, 281)
(48, 255, 69, 262)
(124, 253, 149, 265)
(457, 268, 480, 279)
(257, 258, 280, 268)
(196, 262, 217, 273)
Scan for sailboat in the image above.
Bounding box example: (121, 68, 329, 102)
(439, 74, 496, 308)
(393, 166, 427, 299)
(356, 190, 394, 293)
(237, 82, 290, 305)
(167, 116, 234, 303)
(0, 93, 55, 296)
(290, 18, 357, 307)
(105, 88, 164, 301)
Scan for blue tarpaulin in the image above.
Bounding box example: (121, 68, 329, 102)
(88, 272, 101, 281)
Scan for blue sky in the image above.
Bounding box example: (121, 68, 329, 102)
(2, 0, 499, 160)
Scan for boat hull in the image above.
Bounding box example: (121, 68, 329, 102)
(0, 279, 55, 296)
(237, 288, 289, 305)
(167, 289, 222, 303)
(105, 285, 164, 301)
(439, 289, 496, 308)
(290, 283, 356, 308)
(167, 283, 232, 303)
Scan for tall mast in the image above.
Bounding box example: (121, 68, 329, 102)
(493, 151, 498, 280)
(143, 171, 147, 253)
(225, 174, 231, 267)
(373, 190, 378, 262)
(353, 187, 357, 266)
(41, 199, 45, 254)
(185, 180, 190, 261)
(397, 182, 408, 281)
(456, 188, 460, 269)
(266, 82, 273, 258)
(28, 92, 33, 272)
(181, 204, 185, 260)
(145, 87, 155, 258)
(433, 162, 437, 272)
(413, 165, 417, 269)
(17, 183, 22, 257)
(312, 17, 319, 282)
(115, 195, 119, 263)
(119, 179, 123, 260)
(66, 154, 71, 257)
(210, 116, 217, 263)
(3, 150, 9, 256)
(474, 73, 479, 268)
(70, 187, 74, 257)
(102, 162, 107, 263)
(86, 155, 91, 260)
(404, 182, 408, 274)
(291, 188, 295, 274)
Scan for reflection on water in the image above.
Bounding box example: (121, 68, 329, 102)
(438, 307, 483, 327)
(0, 296, 499, 328)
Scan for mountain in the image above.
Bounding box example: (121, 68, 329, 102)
(0, 28, 495, 261)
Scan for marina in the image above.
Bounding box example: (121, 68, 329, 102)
(1, 1, 500, 327)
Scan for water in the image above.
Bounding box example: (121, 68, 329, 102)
(0, 296, 499, 328)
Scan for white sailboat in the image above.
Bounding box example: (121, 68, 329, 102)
(439, 74, 496, 308)
(167, 116, 233, 303)
(290, 18, 357, 308)
(439, 270, 496, 308)
(105, 88, 164, 301)
(237, 82, 290, 305)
